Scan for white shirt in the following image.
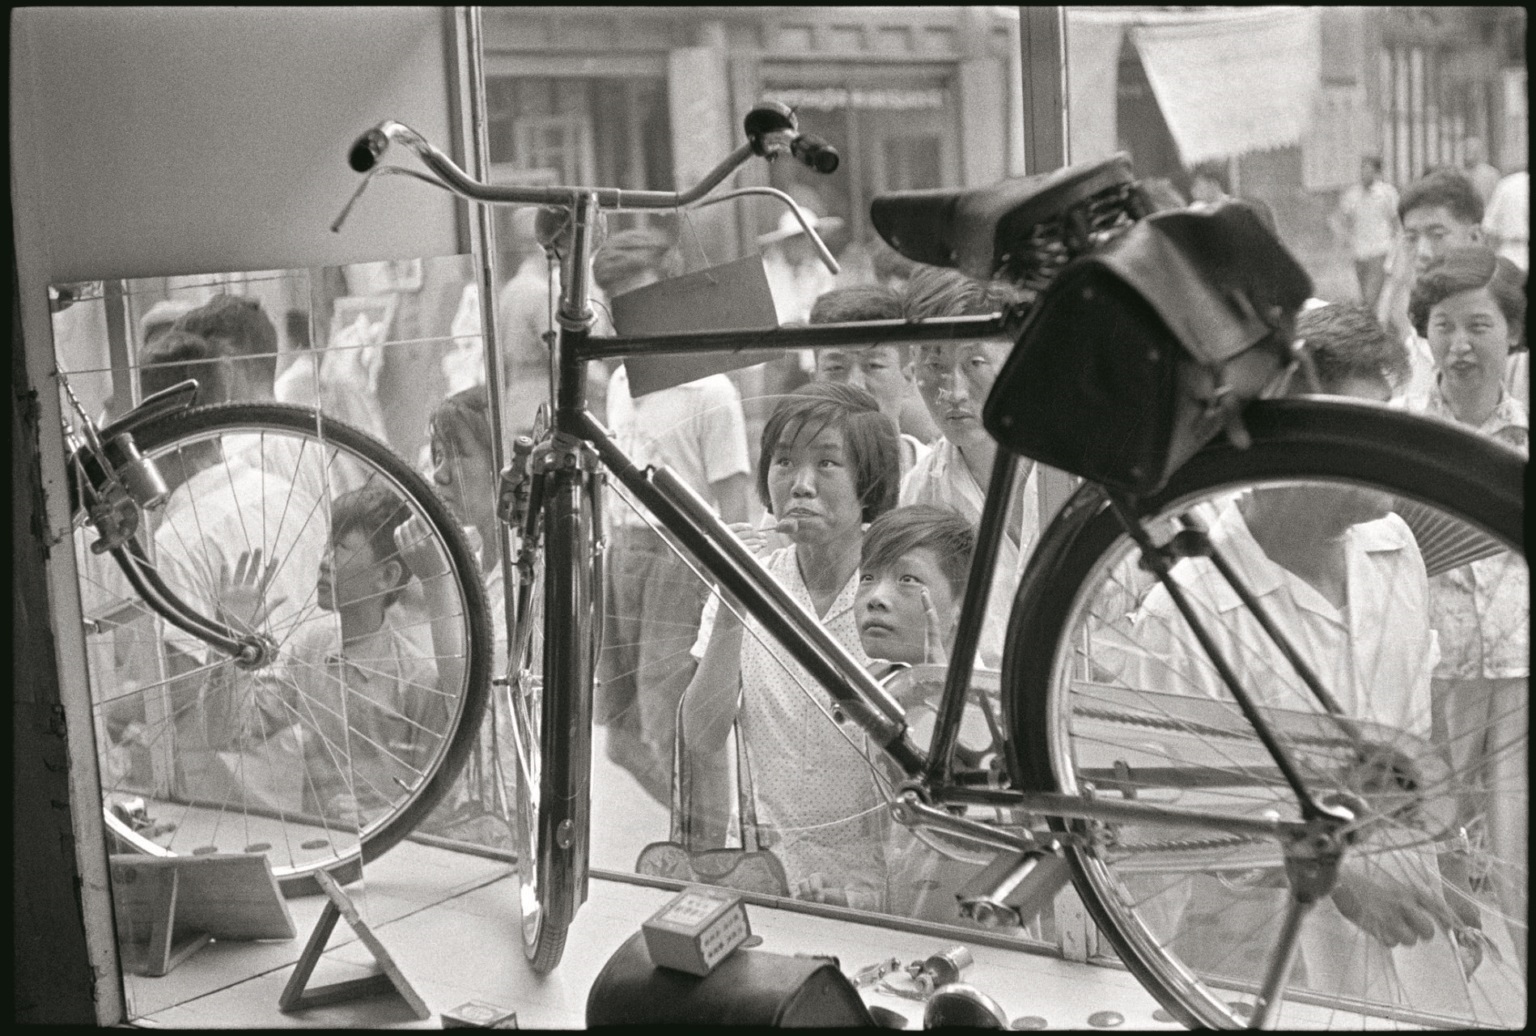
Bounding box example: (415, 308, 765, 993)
(288, 606, 441, 816)
(1337, 180, 1401, 260)
(605, 366, 751, 528)
(899, 439, 1040, 668)
(1127, 504, 1437, 733)
(1483, 171, 1529, 272)
(1412, 386, 1528, 679)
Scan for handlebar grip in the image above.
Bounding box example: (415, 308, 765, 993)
(791, 133, 840, 175)
(348, 128, 390, 173)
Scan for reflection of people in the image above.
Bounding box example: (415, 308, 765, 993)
(810, 285, 936, 475)
(1330, 156, 1400, 312)
(497, 210, 559, 438)
(140, 331, 328, 806)
(396, 385, 513, 845)
(423, 385, 503, 651)
(595, 228, 754, 801)
(1122, 302, 1473, 1001)
(1408, 246, 1529, 972)
(273, 308, 388, 441)
(176, 292, 364, 501)
(290, 485, 439, 823)
(682, 383, 899, 911)
(174, 294, 279, 404)
(899, 268, 1034, 668)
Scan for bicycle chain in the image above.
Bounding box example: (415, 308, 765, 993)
(1072, 702, 1359, 752)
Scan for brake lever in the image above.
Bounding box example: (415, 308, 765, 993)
(692, 186, 841, 276)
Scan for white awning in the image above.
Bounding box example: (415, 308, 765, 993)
(1130, 7, 1322, 166)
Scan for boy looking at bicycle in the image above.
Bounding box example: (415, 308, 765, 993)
(854, 504, 1010, 923)
(290, 484, 441, 823)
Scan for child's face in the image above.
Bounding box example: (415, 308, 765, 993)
(431, 430, 496, 534)
(856, 547, 959, 665)
(913, 340, 1011, 455)
(1427, 286, 1517, 398)
(318, 529, 381, 614)
(814, 346, 911, 417)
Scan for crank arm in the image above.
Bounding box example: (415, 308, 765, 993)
(889, 790, 1040, 854)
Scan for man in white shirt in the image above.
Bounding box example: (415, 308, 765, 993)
(1331, 156, 1400, 313)
(1482, 169, 1529, 273)
(1373, 171, 1485, 404)
(898, 268, 1037, 669)
(593, 229, 754, 800)
(1106, 302, 1479, 1008)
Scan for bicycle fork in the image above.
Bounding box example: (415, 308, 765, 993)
(522, 436, 604, 923)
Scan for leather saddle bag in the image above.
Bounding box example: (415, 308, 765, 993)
(586, 930, 875, 1027)
(983, 200, 1312, 495)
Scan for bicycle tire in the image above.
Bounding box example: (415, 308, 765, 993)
(508, 464, 597, 972)
(79, 403, 491, 890)
(1004, 398, 1526, 1029)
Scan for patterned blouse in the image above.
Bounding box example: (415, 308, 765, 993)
(728, 545, 892, 911)
(1415, 387, 1528, 679)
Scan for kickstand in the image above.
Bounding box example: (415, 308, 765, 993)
(278, 870, 429, 1019)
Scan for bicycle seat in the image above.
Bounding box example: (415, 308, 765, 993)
(870, 154, 1136, 282)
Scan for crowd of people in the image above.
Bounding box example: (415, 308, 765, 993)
(95, 144, 1524, 980)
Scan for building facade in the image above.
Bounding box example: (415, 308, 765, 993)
(479, 6, 1025, 266)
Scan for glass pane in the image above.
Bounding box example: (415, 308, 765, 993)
(473, 5, 1054, 944)
(1062, 5, 1529, 1021)
(53, 256, 488, 1019)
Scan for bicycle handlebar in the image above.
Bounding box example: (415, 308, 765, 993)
(339, 101, 840, 221)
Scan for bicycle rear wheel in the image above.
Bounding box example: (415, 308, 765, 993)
(78, 403, 490, 891)
(1005, 399, 1526, 1029)
(508, 464, 597, 972)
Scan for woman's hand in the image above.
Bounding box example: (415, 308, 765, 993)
(214, 549, 284, 635)
(727, 519, 791, 557)
(726, 521, 770, 555)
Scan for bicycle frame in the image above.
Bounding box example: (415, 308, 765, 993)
(339, 117, 1339, 853)
(556, 299, 1320, 847)
(337, 115, 1499, 1023)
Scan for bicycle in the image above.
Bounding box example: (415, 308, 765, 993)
(69, 95, 1522, 1028)
(63, 372, 492, 894)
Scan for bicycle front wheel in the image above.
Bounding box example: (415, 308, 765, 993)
(1005, 399, 1526, 1029)
(78, 403, 490, 891)
(508, 464, 597, 972)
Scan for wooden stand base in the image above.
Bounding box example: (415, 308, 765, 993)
(278, 870, 429, 1019)
(110, 853, 294, 977)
